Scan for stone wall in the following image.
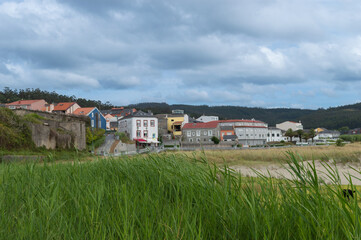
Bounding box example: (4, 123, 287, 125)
(13, 109, 89, 150)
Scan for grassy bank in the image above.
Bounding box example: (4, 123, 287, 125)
(162, 143, 361, 166)
(1, 153, 361, 239)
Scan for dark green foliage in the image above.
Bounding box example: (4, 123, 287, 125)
(335, 139, 345, 147)
(0, 87, 113, 110)
(129, 102, 361, 129)
(211, 136, 220, 144)
(340, 134, 361, 142)
(0, 108, 34, 150)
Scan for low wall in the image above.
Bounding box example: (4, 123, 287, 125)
(13, 109, 89, 150)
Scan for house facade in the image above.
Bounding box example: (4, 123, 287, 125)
(220, 126, 235, 141)
(267, 127, 286, 142)
(6, 99, 47, 111)
(53, 102, 80, 114)
(219, 119, 268, 146)
(73, 107, 106, 129)
(276, 121, 303, 131)
(315, 130, 340, 139)
(118, 113, 158, 144)
(182, 121, 220, 143)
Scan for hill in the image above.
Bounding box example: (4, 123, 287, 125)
(2, 87, 361, 130)
(129, 102, 361, 129)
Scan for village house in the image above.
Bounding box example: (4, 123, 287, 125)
(118, 111, 159, 145)
(182, 121, 220, 143)
(73, 107, 106, 129)
(52, 102, 80, 114)
(314, 130, 340, 139)
(104, 114, 120, 131)
(267, 127, 287, 142)
(219, 119, 268, 146)
(5, 99, 47, 111)
(276, 121, 303, 131)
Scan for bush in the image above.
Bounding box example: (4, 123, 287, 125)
(335, 139, 345, 147)
(211, 136, 220, 144)
(115, 132, 134, 144)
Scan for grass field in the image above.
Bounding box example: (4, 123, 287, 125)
(1, 153, 361, 239)
(161, 143, 361, 166)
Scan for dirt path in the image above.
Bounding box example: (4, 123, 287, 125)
(232, 160, 361, 185)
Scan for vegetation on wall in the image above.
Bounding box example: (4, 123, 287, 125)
(0, 108, 34, 150)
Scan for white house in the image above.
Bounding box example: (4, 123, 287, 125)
(118, 112, 158, 144)
(267, 127, 287, 142)
(219, 119, 268, 146)
(276, 121, 303, 131)
(196, 115, 219, 123)
(314, 130, 340, 140)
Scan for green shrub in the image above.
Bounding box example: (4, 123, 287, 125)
(335, 139, 345, 147)
(211, 136, 220, 144)
(22, 113, 45, 124)
(115, 132, 134, 144)
(0, 108, 34, 150)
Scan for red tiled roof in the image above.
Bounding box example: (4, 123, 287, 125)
(53, 102, 76, 111)
(6, 99, 44, 105)
(73, 107, 94, 116)
(234, 126, 267, 128)
(218, 119, 264, 124)
(183, 121, 219, 129)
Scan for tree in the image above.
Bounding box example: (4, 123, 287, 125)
(211, 136, 220, 144)
(296, 129, 304, 142)
(285, 129, 295, 142)
(302, 132, 310, 142)
(339, 126, 349, 135)
(309, 128, 316, 142)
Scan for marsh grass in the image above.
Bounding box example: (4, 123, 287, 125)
(1, 152, 361, 239)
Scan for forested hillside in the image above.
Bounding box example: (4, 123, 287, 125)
(1, 88, 361, 130)
(129, 102, 361, 129)
(0, 87, 113, 110)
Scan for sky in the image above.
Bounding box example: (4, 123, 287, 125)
(1, 0, 361, 109)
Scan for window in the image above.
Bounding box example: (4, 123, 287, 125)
(187, 131, 191, 137)
(204, 131, 207, 136)
(196, 130, 201, 136)
(91, 120, 94, 127)
(272, 134, 275, 137)
(144, 130, 148, 138)
(192, 132, 195, 136)
(136, 130, 141, 137)
(196, 138, 200, 142)
(152, 133, 156, 138)
(208, 130, 213, 136)
(150, 120, 155, 127)
(144, 120, 148, 127)
(136, 120, 141, 127)
(277, 134, 280, 137)
(189, 138, 193, 142)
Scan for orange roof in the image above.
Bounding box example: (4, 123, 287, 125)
(53, 102, 76, 111)
(183, 121, 219, 129)
(6, 99, 44, 105)
(73, 107, 95, 116)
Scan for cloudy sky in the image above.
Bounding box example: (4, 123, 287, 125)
(1, 0, 361, 108)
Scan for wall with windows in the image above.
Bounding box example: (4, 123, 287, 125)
(88, 108, 106, 130)
(184, 127, 219, 143)
(118, 117, 158, 141)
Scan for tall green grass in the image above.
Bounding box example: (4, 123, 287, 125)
(0, 153, 360, 239)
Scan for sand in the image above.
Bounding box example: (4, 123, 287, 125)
(232, 160, 361, 185)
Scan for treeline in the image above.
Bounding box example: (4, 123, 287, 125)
(129, 102, 361, 130)
(0, 87, 114, 110)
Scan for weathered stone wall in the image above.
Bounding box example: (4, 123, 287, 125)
(13, 109, 89, 150)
